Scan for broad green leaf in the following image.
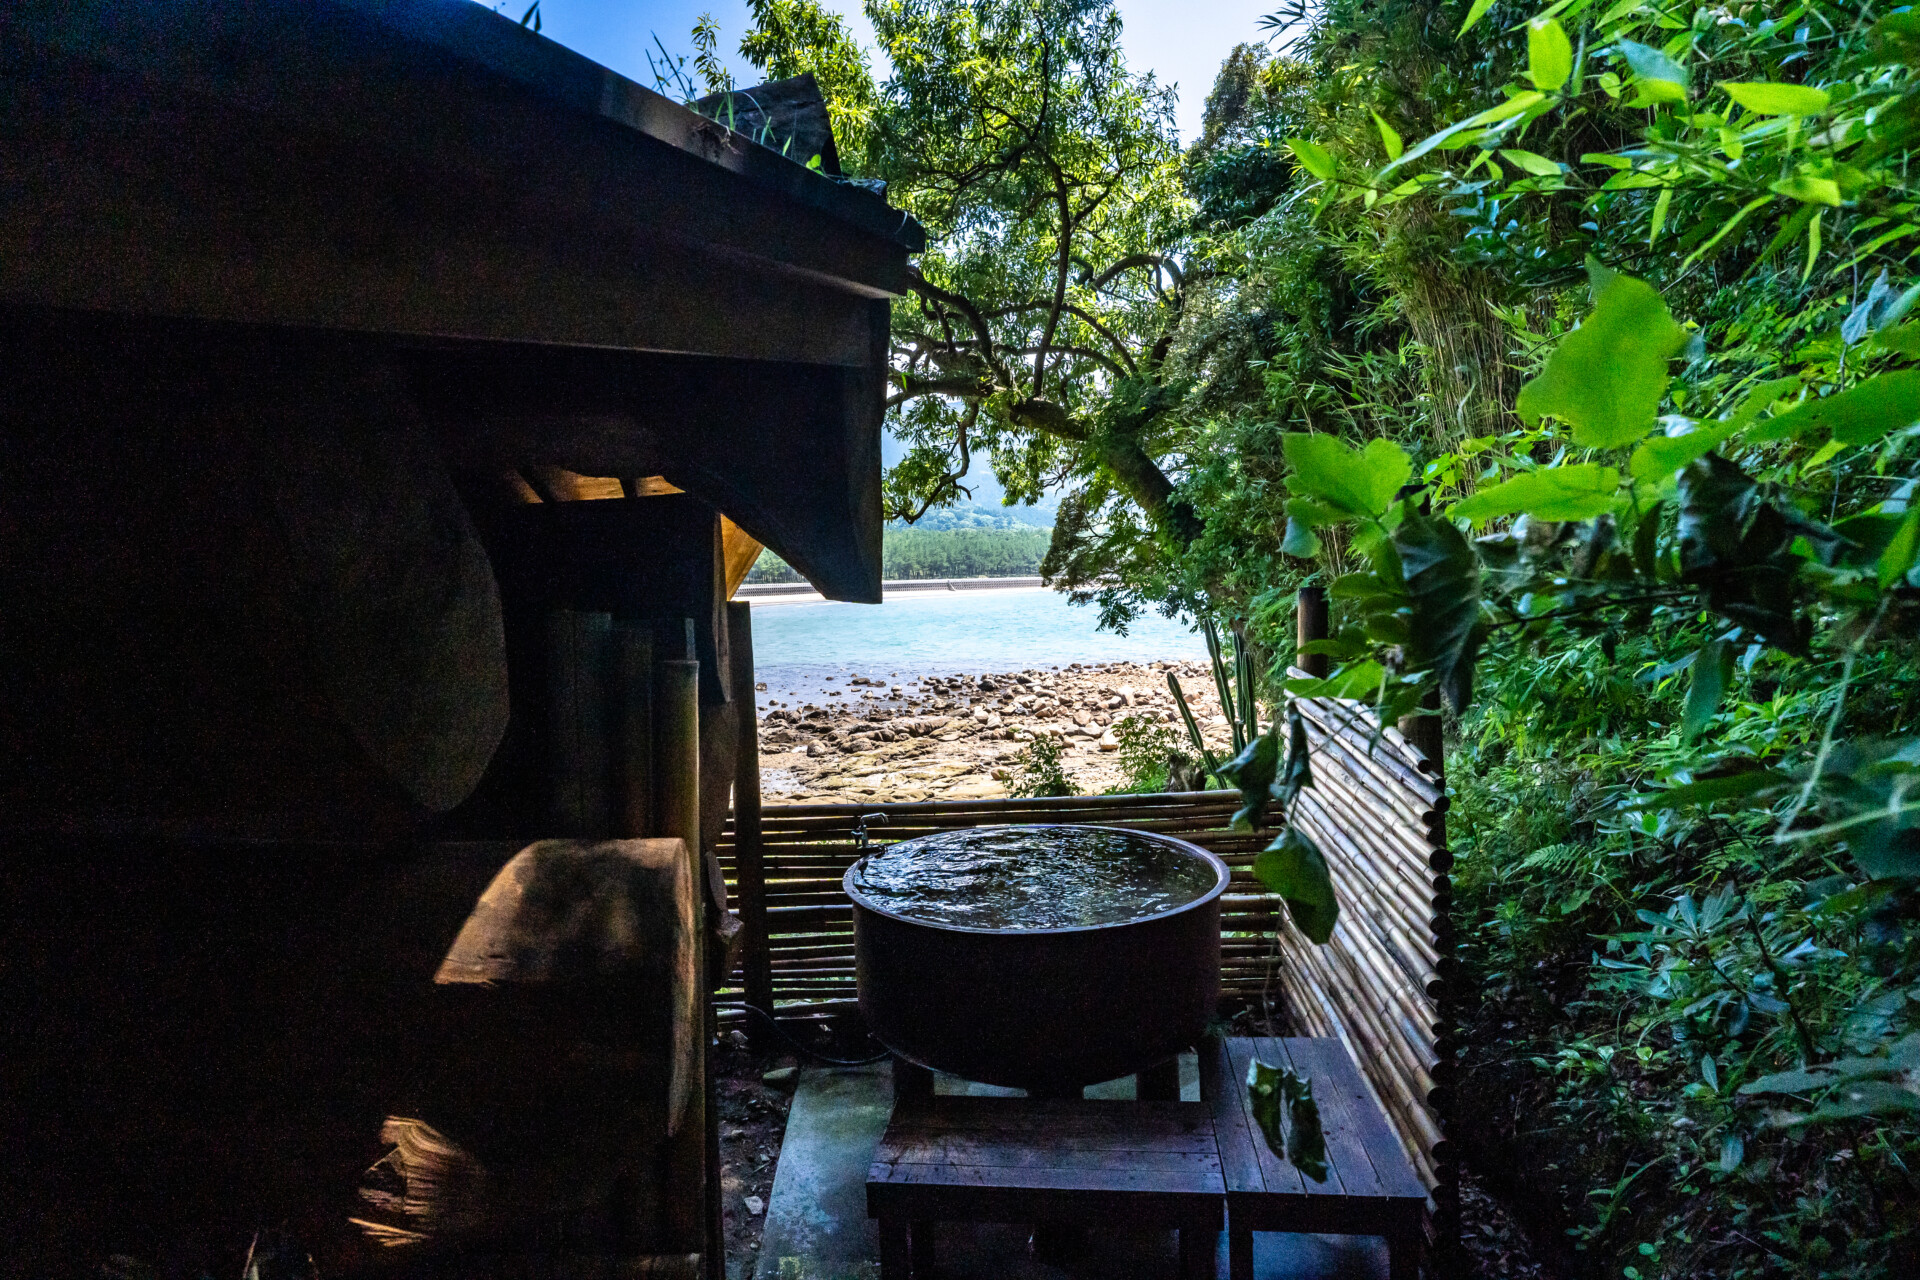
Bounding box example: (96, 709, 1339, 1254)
(1873, 323, 1920, 355)
(1528, 18, 1574, 92)
(1254, 826, 1340, 944)
(1771, 174, 1842, 207)
(1288, 138, 1337, 181)
(1284, 497, 1346, 528)
(1624, 768, 1794, 810)
(1457, 0, 1498, 36)
(1285, 659, 1386, 702)
(1879, 506, 1920, 588)
(1724, 376, 1804, 431)
(1216, 726, 1281, 831)
(1273, 709, 1313, 809)
(1748, 371, 1920, 446)
(1500, 148, 1562, 176)
(1281, 516, 1322, 558)
(1720, 81, 1830, 116)
(1515, 272, 1687, 447)
(1282, 434, 1412, 517)
(1395, 511, 1485, 713)
(1371, 111, 1404, 161)
(1631, 423, 1735, 482)
(1452, 464, 1623, 521)
(1617, 39, 1688, 93)
(1682, 639, 1732, 741)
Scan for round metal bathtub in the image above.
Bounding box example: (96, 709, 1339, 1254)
(846, 824, 1226, 1090)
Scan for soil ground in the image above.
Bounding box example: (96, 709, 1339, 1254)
(757, 658, 1239, 803)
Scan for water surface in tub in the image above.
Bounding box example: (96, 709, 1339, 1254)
(848, 826, 1216, 931)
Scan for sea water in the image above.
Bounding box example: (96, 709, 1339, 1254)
(750, 586, 1206, 706)
(848, 826, 1219, 931)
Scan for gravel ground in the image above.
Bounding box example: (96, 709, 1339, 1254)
(755, 658, 1239, 803)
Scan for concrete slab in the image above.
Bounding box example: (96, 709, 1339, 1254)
(752, 1063, 892, 1280)
(752, 1061, 1388, 1280)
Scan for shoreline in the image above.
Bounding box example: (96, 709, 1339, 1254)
(754, 657, 1237, 804)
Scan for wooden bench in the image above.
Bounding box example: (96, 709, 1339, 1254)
(866, 1093, 1223, 1279)
(1202, 1036, 1427, 1280)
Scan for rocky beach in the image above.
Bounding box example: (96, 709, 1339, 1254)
(754, 657, 1238, 803)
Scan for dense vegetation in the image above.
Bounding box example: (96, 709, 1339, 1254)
(746, 526, 1051, 582)
(686, 1, 1920, 1273)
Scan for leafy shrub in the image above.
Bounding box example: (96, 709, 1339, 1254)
(1110, 713, 1183, 792)
(1007, 732, 1076, 798)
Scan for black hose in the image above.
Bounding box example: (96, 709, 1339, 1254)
(730, 1003, 893, 1066)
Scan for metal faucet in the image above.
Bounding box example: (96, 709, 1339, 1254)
(853, 811, 890, 852)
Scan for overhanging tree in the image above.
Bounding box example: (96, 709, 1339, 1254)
(740, 0, 1201, 549)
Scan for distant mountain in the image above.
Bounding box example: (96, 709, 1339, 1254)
(890, 499, 1055, 532)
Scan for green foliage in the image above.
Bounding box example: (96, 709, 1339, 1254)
(1511, 269, 1688, 449)
(1007, 732, 1076, 798)
(737, 0, 880, 165)
(746, 527, 1052, 583)
(1110, 712, 1183, 793)
(881, 527, 1051, 579)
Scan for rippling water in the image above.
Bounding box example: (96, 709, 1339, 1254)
(848, 826, 1219, 930)
(748, 586, 1206, 706)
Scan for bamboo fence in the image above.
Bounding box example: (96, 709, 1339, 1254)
(715, 695, 1450, 1214)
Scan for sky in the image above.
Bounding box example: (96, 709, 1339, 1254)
(478, 0, 1281, 144)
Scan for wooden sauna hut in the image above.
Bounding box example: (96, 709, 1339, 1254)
(0, 2, 919, 1277)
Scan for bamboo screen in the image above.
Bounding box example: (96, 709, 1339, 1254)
(716, 718, 1449, 1205)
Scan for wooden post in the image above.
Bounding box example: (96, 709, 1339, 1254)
(546, 610, 614, 835)
(727, 601, 774, 1045)
(1296, 586, 1329, 679)
(654, 635, 709, 1267)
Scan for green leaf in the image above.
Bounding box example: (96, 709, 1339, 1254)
(1281, 516, 1321, 558)
(1617, 39, 1688, 94)
(1748, 371, 1920, 446)
(1288, 138, 1338, 181)
(1457, 0, 1498, 36)
(1451, 464, 1622, 522)
(1500, 148, 1562, 176)
(1527, 18, 1574, 92)
(1681, 639, 1732, 741)
(1216, 725, 1281, 831)
(1395, 510, 1485, 712)
(1624, 768, 1794, 810)
(1381, 92, 1547, 175)
(1630, 424, 1735, 483)
(1285, 659, 1386, 702)
(1273, 709, 1313, 809)
(1371, 111, 1404, 161)
(1770, 174, 1842, 207)
(1873, 323, 1920, 355)
(1514, 272, 1687, 447)
(1282, 434, 1412, 518)
(1254, 826, 1340, 944)
(1720, 81, 1830, 116)
(1878, 505, 1920, 588)
(1245, 1059, 1329, 1181)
